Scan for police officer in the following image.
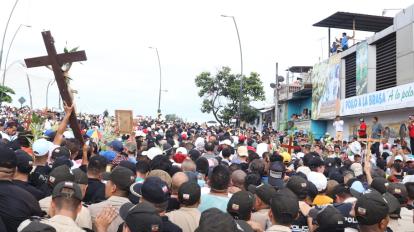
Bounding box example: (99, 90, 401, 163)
(19, 181, 85, 232)
(0, 145, 43, 232)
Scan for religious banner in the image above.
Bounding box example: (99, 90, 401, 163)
(115, 110, 133, 134)
(311, 54, 341, 119)
(341, 82, 414, 116)
(356, 41, 368, 95)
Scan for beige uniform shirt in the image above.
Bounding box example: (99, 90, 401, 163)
(88, 196, 130, 232)
(265, 224, 292, 232)
(18, 215, 85, 232)
(388, 207, 414, 232)
(251, 209, 271, 231)
(166, 207, 201, 232)
(39, 196, 92, 230)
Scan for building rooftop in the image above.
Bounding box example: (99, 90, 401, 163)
(313, 11, 393, 32)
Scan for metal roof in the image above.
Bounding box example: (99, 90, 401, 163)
(313, 12, 394, 32)
(287, 66, 313, 73)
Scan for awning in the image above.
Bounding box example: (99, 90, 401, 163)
(313, 12, 393, 32)
(287, 66, 313, 73)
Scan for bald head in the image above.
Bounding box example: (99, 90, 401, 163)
(231, 170, 247, 190)
(172, 172, 189, 194)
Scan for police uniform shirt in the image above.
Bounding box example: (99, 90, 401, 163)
(83, 178, 105, 205)
(291, 211, 309, 232)
(39, 196, 93, 230)
(0, 180, 43, 232)
(13, 179, 46, 200)
(18, 215, 85, 232)
(334, 202, 359, 230)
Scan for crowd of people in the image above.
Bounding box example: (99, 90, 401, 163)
(0, 104, 413, 232)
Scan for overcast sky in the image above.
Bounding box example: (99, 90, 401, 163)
(1, 0, 413, 122)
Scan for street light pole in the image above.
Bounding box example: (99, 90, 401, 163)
(2, 24, 31, 85)
(0, 0, 21, 76)
(221, 15, 243, 127)
(275, 62, 279, 130)
(149, 46, 162, 118)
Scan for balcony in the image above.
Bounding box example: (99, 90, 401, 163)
(278, 85, 302, 101)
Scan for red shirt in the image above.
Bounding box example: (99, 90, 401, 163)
(359, 122, 367, 137)
(409, 123, 414, 138)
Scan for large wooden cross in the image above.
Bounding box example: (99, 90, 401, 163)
(24, 31, 87, 144)
(280, 135, 300, 154)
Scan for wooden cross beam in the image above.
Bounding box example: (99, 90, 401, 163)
(280, 135, 300, 154)
(24, 31, 87, 144)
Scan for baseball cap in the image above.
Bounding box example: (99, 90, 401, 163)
(145, 147, 163, 160)
(48, 165, 75, 187)
(280, 152, 291, 163)
(72, 168, 88, 185)
(248, 183, 277, 205)
(331, 184, 350, 199)
(15, 150, 33, 173)
(370, 177, 389, 194)
(355, 190, 389, 225)
(140, 176, 169, 204)
(125, 141, 137, 153)
(350, 180, 365, 198)
(109, 166, 135, 191)
(350, 163, 363, 177)
(99, 150, 117, 161)
(286, 176, 308, 199)
(269, 192, 299, 221)
(119, 201, 163, 232)
(395, 155, 403, 162)
(51, 146, 71, 160)
(308, 157, 324, 169)
(237, 146, 248, 157)
(382, 192, 401, 217)
(307, 171, 327, 192)
(195, 208, 238, 232)
(178, 181, 201, 206)
(52, 181, 82, 201)
(176, 147, 188, 155)
(268, 161, 285, 189)
(387, 182, 408, 204)
(173, 152, 187, 164)
(314, 205, 345, 231)
(227, 191, 255, 220)
(109, 140, 124, 153)
(32, 139, 52, 157)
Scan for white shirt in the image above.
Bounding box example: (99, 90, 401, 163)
(333, 120, 344, 132)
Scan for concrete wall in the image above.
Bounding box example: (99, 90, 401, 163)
(367, 44, 377, 92)
(287, 97, 311, 117)
(327, 108, 412, 141)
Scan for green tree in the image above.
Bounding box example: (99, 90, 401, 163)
(165, 114, 182, 122)
(195, 67, 265, 125)
(0, 85, 15, 105)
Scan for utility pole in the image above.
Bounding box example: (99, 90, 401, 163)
(274, 62, 279, 130)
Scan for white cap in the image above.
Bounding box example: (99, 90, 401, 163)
(221, 139, 232, 146)
(63, 131, 74, 139)
(402, 175, 414, 184)
(349, 141, 361, 155)
(395, 155, 403, 161)
(145, 147, 163, 160)
(176, 147, 188, 155)
(32, 139, 52, 156)
(296, 152, 305, 159)
(350, 163, 363, 177)
(307, 171, 327, 192)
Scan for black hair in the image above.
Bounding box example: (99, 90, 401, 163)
(209, 165, 230, 191)
(247, 151, 260, 162)
(244, 173, 261, 190)
(136, 161, 150, 174)
(229, 163, 242, 173)
(221, 147, 232, 158)
(150, 155, 172, 173)
(195, 157, 209, 175)
(204, 142, 215, 152)
(405, 182, 414, 200)
(53, 196, 81, 212)
(249, 159, 265, 176)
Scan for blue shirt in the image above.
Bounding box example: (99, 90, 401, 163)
(198, 194, 229, 212)
(342, 35, 348, 48)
